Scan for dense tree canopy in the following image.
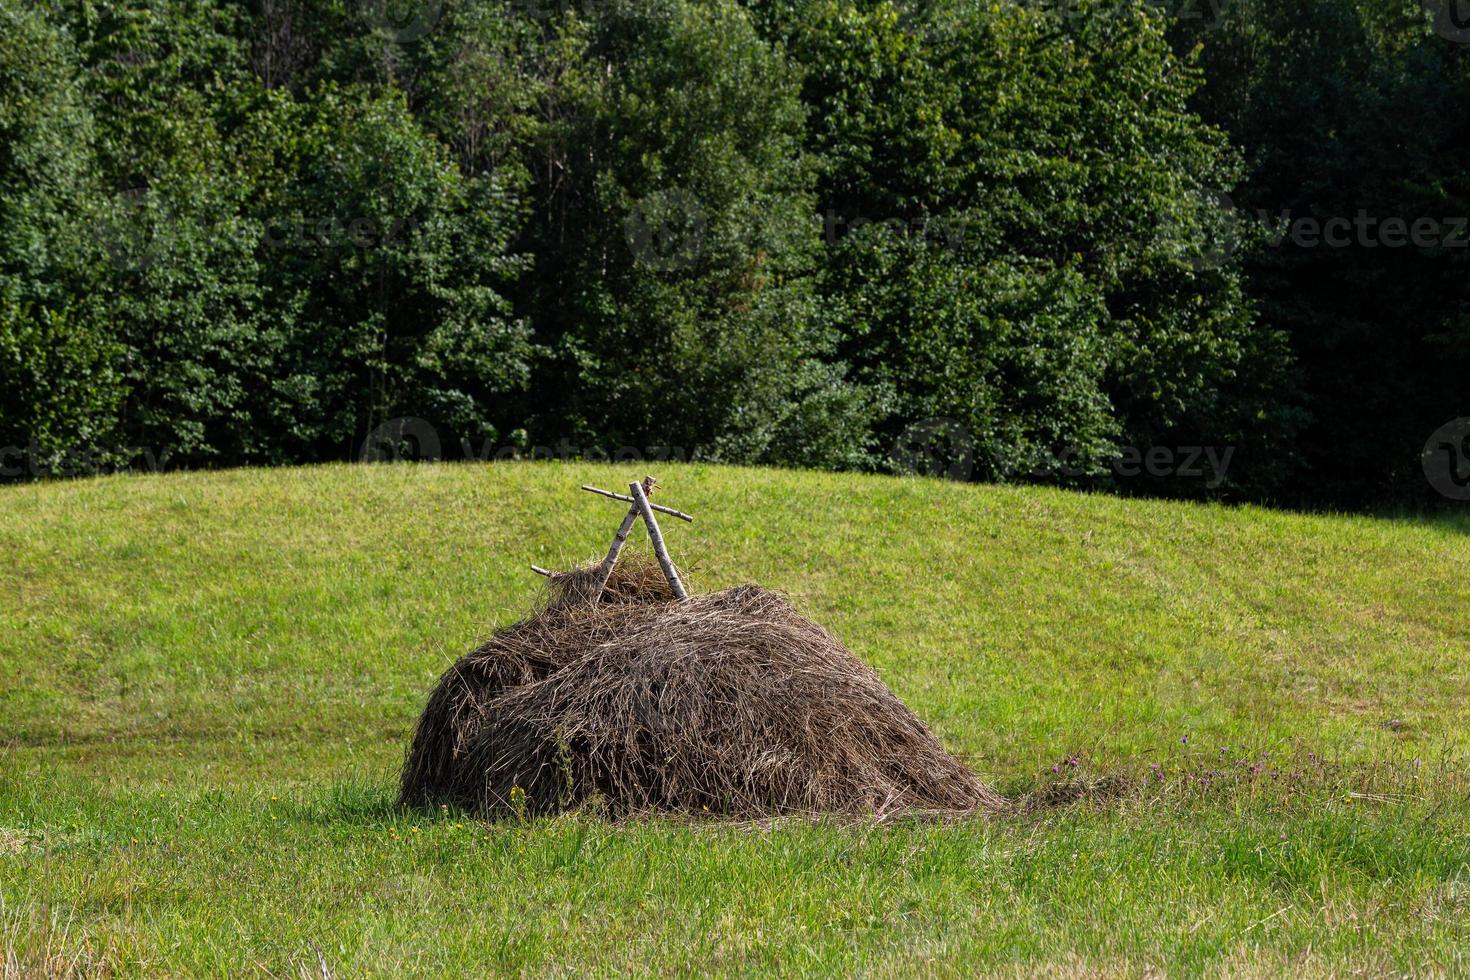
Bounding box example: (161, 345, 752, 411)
(0, 0, 1461, 506)
(0, 0, 118, 473)
(1174, 0, 1470, 506)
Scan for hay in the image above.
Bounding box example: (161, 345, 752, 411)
(400, 556, 1002, 818)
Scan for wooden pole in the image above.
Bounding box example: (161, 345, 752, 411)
(586, 476, 657, 600)
(589, 505, 639, 598)
(579, 485, 694, 522)
(629, 479, 687, 601)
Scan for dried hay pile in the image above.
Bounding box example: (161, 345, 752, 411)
(400, 556, 1001, 819)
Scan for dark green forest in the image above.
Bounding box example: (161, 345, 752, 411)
(1, 0, 1466, 507)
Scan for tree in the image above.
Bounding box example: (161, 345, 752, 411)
(249, 85, 533, 459)
(0, 0, 120, 475)
(516, 0, 879, 466)
(1178, 0, 1470, 506)
(760, 0, 1296, 494)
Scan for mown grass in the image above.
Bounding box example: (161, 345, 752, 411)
(2, 462, 1468, 975)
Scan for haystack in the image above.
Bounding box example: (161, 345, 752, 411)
(399, 480, 1000, 819)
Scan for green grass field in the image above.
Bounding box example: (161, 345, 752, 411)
(3, 463, 1469, 976)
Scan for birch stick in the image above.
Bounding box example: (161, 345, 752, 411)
(579, 485, 694, 522)
(530, 565, 554, 577)
(629, 480, 688, 601)
(588, 504, 640, 599)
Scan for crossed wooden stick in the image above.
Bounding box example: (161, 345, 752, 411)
(530, 476, 692, 601)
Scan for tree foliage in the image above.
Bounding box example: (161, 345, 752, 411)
(1177, 0, 1470, 506)
(0, 0, 1452, 507)
(0, 0, 119, 472)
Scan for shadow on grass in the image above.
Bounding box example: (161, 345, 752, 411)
(1378, 507, 1470, 537)
(290, 779, 403, 826)
(1007, 743, 1470, 816)
(362, 743, 1470, 832)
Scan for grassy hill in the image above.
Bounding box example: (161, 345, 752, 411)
(3, 463, 1468, 975)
